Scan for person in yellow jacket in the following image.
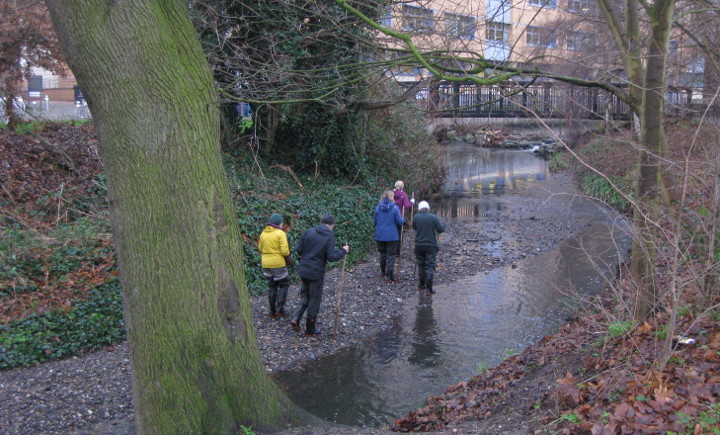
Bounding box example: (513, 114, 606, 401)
(258, 213, 291, 317)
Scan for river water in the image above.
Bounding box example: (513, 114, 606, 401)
(272, 146, 631, 428)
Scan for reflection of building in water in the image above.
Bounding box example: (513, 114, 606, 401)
(445, 149, 547, 194)
(434, 197, 507, 220)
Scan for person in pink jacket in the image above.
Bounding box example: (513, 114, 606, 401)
(393, 180, 414, 215)
(392, 181, 414, 254)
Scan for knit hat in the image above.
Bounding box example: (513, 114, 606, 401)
(418, 200, 430, 210)
(269, 213, 283, 225)
(321, 214, 335, 225)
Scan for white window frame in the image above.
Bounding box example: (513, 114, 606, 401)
(567, 0, 595, 13)
(566, 31, 582, 50)
(486, 21, 510, 43)
(528, 0, 558, 9)
(445, 12, 476, 40)
(402, 5, 434, 33)
(526, 26, 556, 48)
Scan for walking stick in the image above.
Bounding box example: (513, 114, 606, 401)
(411, 192, 417, 279)
(332, 252, 348, 340)
(396, 207, 404, 279)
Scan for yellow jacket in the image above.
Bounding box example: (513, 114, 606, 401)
(258, 226, 290, 268)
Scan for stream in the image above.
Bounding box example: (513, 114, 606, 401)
(272, 145, 632, 428)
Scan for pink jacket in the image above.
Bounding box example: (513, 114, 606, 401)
(393, 189, 412, 214)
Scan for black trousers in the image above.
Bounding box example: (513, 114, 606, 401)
(414, 245, 438, 285)
(377, 240, 399, 276)
(294, 276, 325, 323)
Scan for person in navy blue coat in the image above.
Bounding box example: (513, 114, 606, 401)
(374, 190, 406, 283)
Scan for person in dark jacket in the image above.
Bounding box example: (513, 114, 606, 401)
(291, 214, 349, 336)
(412, 200, 445, 295)
(374, 190, 405, 283)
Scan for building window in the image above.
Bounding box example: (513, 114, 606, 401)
(567, 31, 582, 50)
(568, 0, 595, 13)
(567, 31, 596, 50)
(445, 12, 476, 40)
(378, 6, 392, 28)
(28, 76, 43, 98)
(526, 26, 556, 48)
(486, 21, 510, 43)
(402, 5, 434, 32)
(528, 0, 557, 9)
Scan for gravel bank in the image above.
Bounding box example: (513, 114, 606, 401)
(0, 172, 586, 435)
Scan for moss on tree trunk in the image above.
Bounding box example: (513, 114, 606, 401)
(44, 0, 308, 432)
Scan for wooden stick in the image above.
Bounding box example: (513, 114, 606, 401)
(332, 254, 348, 340)
(396, 207, 404, 279)
(411, 192, 417, 279)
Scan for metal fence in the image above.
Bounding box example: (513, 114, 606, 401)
(409, 81, 698, 120)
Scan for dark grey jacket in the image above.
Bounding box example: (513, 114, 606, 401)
(412, 210, 445, 248)
(295, 224, 347, 280)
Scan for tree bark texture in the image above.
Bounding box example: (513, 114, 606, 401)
(630, 0, 676, 318)
(43, 0, 305, 432)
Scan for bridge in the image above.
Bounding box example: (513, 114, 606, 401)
(405, 80, 698, 120)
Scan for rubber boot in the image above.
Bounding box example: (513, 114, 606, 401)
(275, 277, 290, 317)
(380, 261, 386, 277)
(425, 278, 434, 295)
(305, 316, 319, 336)
(267, 278, 278, 317)
(386, 270, 395, 283)
(418, 277, 426, 291)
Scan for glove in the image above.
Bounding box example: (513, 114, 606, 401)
(410, 198, 415, 204)
(284, 256, 293, 266)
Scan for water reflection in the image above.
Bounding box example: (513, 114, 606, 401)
(445, 147, 546, 195)
(433, 194, 507, 221)
(408, 299, 440, 368)
(272, 146, 630, 428)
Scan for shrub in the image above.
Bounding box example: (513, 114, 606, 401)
(0, 278, 125, 369)
(225, 155, 379, 294)
(579, 174, 632, 212)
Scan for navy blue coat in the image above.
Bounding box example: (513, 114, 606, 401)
(374, 198, 405, 242)
(295, 224, 347, 280)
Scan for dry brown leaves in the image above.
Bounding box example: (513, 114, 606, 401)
(392, 299, 720, 434)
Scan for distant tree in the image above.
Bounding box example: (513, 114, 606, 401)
(0, 0, 66, 130)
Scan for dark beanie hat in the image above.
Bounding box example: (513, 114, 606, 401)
(321, 214, 335, 225)
(269, 213, 283, 225)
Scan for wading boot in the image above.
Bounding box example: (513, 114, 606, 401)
(305, 317, 320, 337)
(425, 278, 434, 296)
(275, 277, 290, 317)
(267, 278, 278, 317)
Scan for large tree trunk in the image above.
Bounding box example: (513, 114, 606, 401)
(44, 0, 306, 432)
(630, 0, 675, 318)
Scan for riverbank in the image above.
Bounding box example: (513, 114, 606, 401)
(1, 169, 588, 435)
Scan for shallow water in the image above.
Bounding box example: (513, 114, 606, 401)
(272, 147, 631, 428)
